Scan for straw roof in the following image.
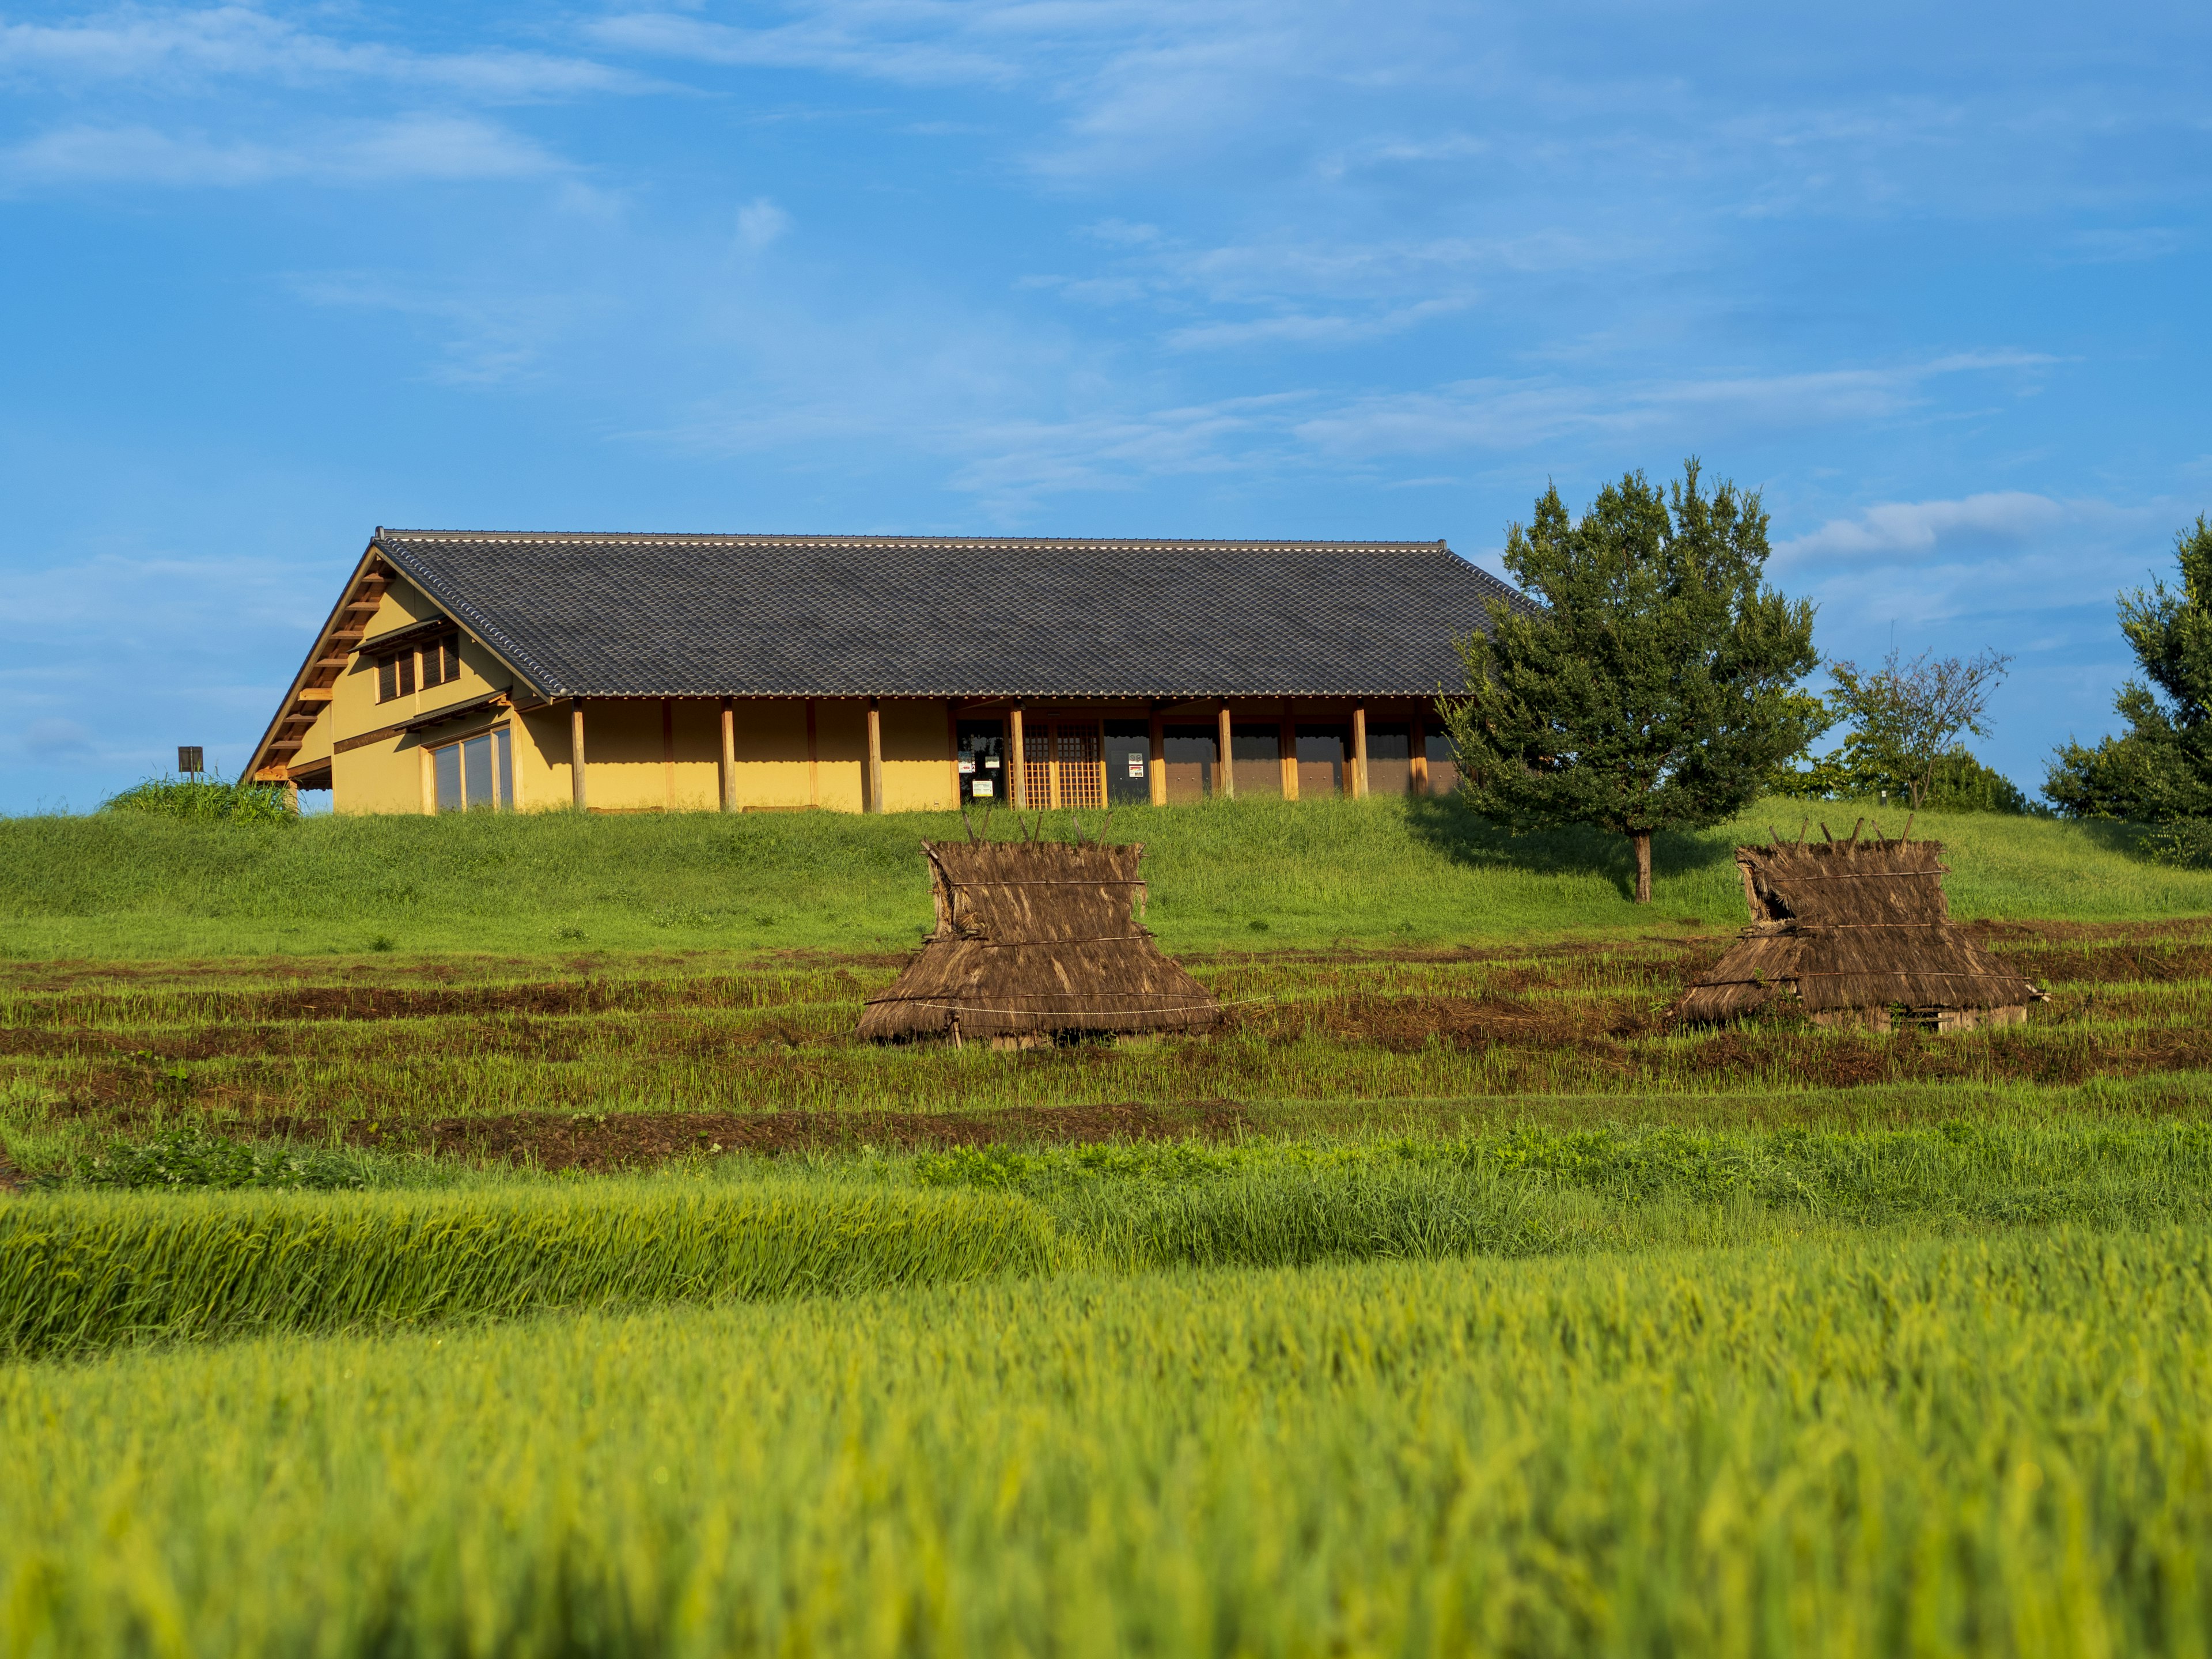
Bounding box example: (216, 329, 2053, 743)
(857, 839, 1219, 1043)
(1674, 831, 2042, 1025)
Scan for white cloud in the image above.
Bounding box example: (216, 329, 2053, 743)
(586, 9, 1016, 88)
(1776, 492, 2077, 563)
(0, 114, 564, 190)
(1165, 296, 1471, 350)
(735, 196, 793, 251)
(0, 6, 650, 100)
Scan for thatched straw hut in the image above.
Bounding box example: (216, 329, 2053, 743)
(1675, 825, 2043, 1031)
(857, 838, 1219, 1045)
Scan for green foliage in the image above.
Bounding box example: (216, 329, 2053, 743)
(2147, 817, 2212, 869)
(1442, 461, 1820, 899)
(100, 772, 296, 824)
(1822, 646, 2014, 810)
(1785, 743, 2030, 813)
(52, 1124, 372, 1192)
(1921, 747, 2032, 813)
(9, 1228, 2212, 1654)
(2047, 514, 2212, 822)
(0, 1180, 1057, 1358)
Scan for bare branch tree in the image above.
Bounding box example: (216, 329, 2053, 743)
(1825, 647, 2014, 810)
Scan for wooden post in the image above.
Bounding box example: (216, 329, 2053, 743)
(570, 699, 588, 811)
(1010, 706, 1027, 809)
(419, 745, 435, 816)
(806, 699, 819, 808)
(1351, 706, 1368, 800)
(866, 699, 884, 815)
(1279, 710, 1298, 801)
(945, 702, 960, 808)
(661, 698, 676, 810)
(1047, 722, 1060, 810)
(1216, 704, 1234, 799)
(1409, 711, 1428, 796)
(719, 698, 737, 812)
(1148, 710, 1166, 807)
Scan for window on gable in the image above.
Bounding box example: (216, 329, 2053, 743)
(376, 649, 416, 703)
(421, 633, 461, 690)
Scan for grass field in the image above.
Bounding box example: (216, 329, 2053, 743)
(0, 793, 2199, 959)
(6, 801, 2212, 1653)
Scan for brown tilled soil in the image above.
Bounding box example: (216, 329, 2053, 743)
(0, 1152, 24, 1195)
(269, 1100, 1260, 1173)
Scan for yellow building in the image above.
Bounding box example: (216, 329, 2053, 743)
(247, 531, 1527, 815)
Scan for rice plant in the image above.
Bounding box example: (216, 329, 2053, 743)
(6, 1226, 2211, 1656)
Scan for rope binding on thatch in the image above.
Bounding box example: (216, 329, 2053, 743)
(1673, 826, 2044, 1028)
(857, 824, 1222, 1044)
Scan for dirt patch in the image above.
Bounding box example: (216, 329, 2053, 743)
(264, 1100, 1259, 1172)
(0, 1151, 24, 1196)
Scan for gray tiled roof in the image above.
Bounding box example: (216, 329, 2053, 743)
(370, 531, 1530, 700)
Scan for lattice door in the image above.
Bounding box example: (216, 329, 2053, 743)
(1023, 743, 1052, 809)
(1056, 725, 1103, 809)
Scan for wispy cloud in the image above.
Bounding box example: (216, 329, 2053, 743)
(0, 114, 565, 190)
(0, 5, 651, 100)
(1295, 353, 2058, 459)
(286, 271, 603, 385)
(586, 8, 1017, 88)
(1165, 297, 1472, 351)
(735, 196, 793, 252)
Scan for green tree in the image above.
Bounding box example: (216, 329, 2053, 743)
(2045, 514, 2212, 823)
(1821, 647, 2013, 810)
(1442, 461, 1821, 903)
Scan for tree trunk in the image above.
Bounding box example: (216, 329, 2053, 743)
(1633, 830, 1653, 904)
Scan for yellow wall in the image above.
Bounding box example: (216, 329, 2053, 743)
(729, 701, 812, 808)
(880, 700, 956, 811)
(813, 700, 868, 813)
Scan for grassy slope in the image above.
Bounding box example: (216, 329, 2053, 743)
(1, 796, 2199, 960)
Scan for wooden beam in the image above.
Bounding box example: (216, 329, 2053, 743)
(1010, 705, 1027, 809)
(295, 686, 335, 703)
(866, 699, 884, 815)
(570, 699, 588, 811)
(1216, 704, 1234, 799)
(1351, 706, 1368, 800)
(1410, 711, 1429, 796)
(1279, 710, 1298, 802)
(1148, 710, 1166, 807)
(719, 697, 737, 813)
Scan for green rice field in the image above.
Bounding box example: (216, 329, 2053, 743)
(5, 800, 2212, 1654)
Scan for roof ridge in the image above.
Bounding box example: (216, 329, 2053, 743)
(377, 530, 1459, 552)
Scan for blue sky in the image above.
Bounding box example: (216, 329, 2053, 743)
(1, 1, 2206, 812)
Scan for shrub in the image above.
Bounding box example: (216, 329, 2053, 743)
(101, 773, 296, 824)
